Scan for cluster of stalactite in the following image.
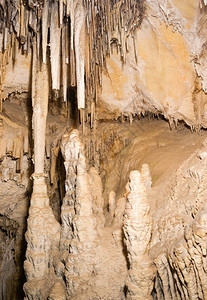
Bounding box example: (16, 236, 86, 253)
(83, 0, 145, 125)
(0, 0, 145, 127)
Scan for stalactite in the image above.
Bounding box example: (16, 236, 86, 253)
(74, 1, 85, 110)
(20, 3, 25, 44)
(0, 114, 29, 171)
(62, 24, 68, 102)
(70, 0, 74, 51)
(50, 0, 61, 91)
(42, 0, 48, 65)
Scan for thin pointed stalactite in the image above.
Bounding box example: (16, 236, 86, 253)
(75, 1, 85, 109)
(50, 0, 61, 91)
(42, 0, 48, 64)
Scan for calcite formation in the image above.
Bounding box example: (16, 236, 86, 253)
(60, 129, 98, 298)
(123, 169, 155, 300)
(3, 0, 207, 128)
(59, 129, 128, 299)
(24, 54, 60, 298)
(2, 0, 207, 299)
(0, 114, 28, 167)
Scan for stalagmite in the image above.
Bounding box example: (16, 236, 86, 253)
(123, 170, 156, 300)
(60, 129, 99, 298)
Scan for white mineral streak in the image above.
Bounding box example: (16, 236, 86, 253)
(60, 129, 98, 298)
(123, 170, 156, 300)
(24, 46, 60, 299)
(74, 1, 85, 109)
(50, 0, 61, 91)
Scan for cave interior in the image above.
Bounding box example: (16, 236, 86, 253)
(1, 0, 207, 299)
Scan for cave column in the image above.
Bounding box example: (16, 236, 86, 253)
(31, 42, 49, 208)
(23, 42, 61, 299)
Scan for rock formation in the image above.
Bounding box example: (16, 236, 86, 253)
(60, 129, 98, 298)
(2, 0, 207, 299)
(123, 169, 156, 300)
(24, 55, 60, 298)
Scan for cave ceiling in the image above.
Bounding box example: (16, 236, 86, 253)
(1, 0, 207, 129)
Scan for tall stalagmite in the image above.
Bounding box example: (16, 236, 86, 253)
(123, 169, 156, 300)
(60, 129, 98, 299)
